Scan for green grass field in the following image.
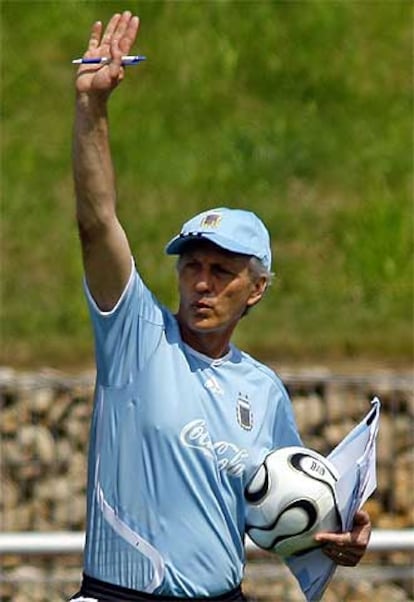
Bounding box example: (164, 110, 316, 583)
(2, 0, 413, 368)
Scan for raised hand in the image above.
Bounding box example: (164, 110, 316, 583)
(75, 11, 140, 97)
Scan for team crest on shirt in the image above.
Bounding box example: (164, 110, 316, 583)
(237, 393, 253, 431)
(200, 213, 222, 228)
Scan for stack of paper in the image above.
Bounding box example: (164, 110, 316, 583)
(286, 397, 381, 601)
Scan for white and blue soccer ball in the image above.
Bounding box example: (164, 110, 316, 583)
(245, 446, 341, 558)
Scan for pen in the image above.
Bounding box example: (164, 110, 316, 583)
(72, 55, 146, 65)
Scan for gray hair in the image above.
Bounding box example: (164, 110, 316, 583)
(240, 256, 274, 317)
(247, 256, 274, 289)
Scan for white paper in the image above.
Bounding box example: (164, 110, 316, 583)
(285, 397, 381, 601)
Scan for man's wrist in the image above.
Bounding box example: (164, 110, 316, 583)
(76, 91, 109, 116)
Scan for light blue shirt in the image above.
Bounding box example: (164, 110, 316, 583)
(83, 263, 301, 596)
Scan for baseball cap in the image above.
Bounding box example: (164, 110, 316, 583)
(165, 207, 272, 271)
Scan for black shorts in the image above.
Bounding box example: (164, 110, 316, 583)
(70, 573, 250, 602)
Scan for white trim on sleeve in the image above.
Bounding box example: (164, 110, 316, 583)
(83, 257, 136, 317)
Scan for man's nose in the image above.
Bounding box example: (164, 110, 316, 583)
(194, 267, 212, 293)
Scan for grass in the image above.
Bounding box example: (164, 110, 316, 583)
(1, 0, 413, 368)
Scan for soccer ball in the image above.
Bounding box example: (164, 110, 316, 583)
(245, 446, 341, 558)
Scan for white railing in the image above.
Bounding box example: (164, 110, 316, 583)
(0, 530, 413, 555)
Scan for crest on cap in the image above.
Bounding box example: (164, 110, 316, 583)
(200, 213, 222, 228)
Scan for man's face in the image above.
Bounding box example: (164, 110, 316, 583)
(176, 240, 266, 338)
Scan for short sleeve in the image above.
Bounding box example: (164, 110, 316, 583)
(271, 381, 303, 449)
(84, 259, 165, 387)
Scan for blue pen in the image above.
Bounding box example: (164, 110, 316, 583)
(72, 55, 146, 65)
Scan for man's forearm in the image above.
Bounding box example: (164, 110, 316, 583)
(73, 93, 117, 233)
(71, 11, 138, 310)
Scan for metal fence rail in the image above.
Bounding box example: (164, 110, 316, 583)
(0, 532, 413, 602)
(0, 529, 414, 555)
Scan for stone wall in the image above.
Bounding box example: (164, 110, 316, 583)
(0, 366, 413, 601)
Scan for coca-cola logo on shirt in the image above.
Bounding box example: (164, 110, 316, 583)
(180, 419, 248, 478)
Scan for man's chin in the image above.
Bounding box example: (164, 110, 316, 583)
(189, 318, 218, 333)
(177, 310, 228, 335)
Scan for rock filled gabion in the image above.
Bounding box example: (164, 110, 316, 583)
(0, 366, 413, 601)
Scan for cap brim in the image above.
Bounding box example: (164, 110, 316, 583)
(165, 232, 257, 258)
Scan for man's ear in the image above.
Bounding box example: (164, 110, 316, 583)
(246, 276, 267, 309)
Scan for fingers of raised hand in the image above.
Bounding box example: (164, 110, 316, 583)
(78, 14, 120, 80)
(100, 13, 123, 52)
(118, 15, 140, 54)
(106, 11, 138, 57)
(76, 12, 140, 92)
(108, 13, 138, 61)
(87, 20, 103, 52)
(83, 11, 139, 62)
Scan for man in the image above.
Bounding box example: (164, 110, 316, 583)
(71, 11, 371, 602)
